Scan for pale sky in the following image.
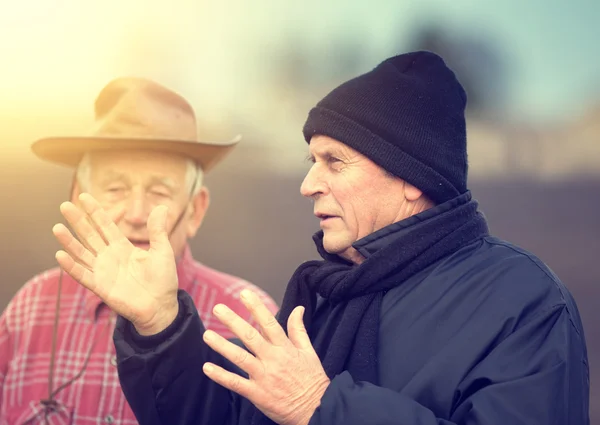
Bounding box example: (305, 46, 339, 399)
(0, 0, 598, 127)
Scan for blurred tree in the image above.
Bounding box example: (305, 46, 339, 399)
(270, 33, 372, 100)
(408, 24, 508, 118)
(327, 37, 368, 82)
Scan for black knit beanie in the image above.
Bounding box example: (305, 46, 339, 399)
(302, 50, 468, 204)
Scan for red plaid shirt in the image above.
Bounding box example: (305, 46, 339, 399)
(0, 245, 278, 425)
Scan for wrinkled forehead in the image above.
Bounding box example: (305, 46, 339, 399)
(87, 149, 190, 183)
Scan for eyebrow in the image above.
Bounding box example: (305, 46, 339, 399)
(306, 150, 345, 163)
(148, 176, 178, 190)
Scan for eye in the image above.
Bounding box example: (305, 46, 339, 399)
(107, 186, 125, 193)
(327, 156, 343, 169)
(149, 186, 172, 198)
(151, 191, 170, 198)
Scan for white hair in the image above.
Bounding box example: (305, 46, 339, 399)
(75, 151, 204, 197)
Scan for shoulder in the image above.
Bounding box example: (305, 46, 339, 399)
(384, 236, 584, 336)
(476, 237, 578, 303)
(450, 236, 584, 335)
(2, 267, 82, 327)
(4, 268, 60, 312)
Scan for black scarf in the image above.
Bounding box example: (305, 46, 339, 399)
(251, 192, 488, 425)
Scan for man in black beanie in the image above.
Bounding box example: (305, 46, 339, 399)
(53, 51, 590, 425)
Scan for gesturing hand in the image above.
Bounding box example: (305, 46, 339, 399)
(202, 290, 330, 425)
(52, 193, 180, 335)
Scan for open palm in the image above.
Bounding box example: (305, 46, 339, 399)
(53, 193, 179, 335)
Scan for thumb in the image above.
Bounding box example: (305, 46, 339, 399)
(148, 205, 170, 251)
(287, 306, 312, 350)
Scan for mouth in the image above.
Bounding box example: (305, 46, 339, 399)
(128, 239, 151, 250)
(315, 213, 338, 222)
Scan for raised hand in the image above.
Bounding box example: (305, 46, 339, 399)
(52, 193, 179, 335)
(202, 290, 330, 425)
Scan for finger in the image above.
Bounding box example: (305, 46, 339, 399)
(52, 223, 95, 270)
(55, 250, 96, 292)
(203, 330, 262, 377)
(52, 215, 97, 255)
(213, 304, 267, 357)
(202, 362, 254, 399)
(287, 306, 312, 350)
(240, 289, 289, 347)
(60, 202, 107, 254)
(147, 205, 171, 253)
(78, 193, 129, 246)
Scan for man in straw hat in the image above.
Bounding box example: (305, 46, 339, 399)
(0, 77, 278, 424)
(54, 51, 589, 425)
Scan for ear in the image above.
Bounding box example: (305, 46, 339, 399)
(403, 181, 424, 202)
(186, 186, 210, 238)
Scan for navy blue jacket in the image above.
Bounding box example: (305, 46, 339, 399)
(114, 235, 589, 425)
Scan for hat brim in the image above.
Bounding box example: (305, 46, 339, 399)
(31, 134, 242, 173)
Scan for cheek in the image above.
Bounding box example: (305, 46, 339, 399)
(342, 187, 380, 234)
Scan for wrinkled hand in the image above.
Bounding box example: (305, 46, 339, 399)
(203, 290, 330, 425)
(52, 193, 179, 335)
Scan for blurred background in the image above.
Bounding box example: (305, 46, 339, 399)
(1, 0, 598, 420)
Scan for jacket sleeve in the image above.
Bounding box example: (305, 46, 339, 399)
(114, 290, 250, 425)
(309, 304, 589, 425)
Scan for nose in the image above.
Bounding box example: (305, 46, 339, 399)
(122, 191, 151, 227)
(300, 164, 327, 199)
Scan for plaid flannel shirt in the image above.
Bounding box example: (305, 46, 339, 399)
(0, 245, 278, 425)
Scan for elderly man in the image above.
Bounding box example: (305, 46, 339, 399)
(53, 51, 589, 425)
(0, 77, 278, 424)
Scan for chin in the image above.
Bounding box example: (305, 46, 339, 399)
(322, 235, 351, 256)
